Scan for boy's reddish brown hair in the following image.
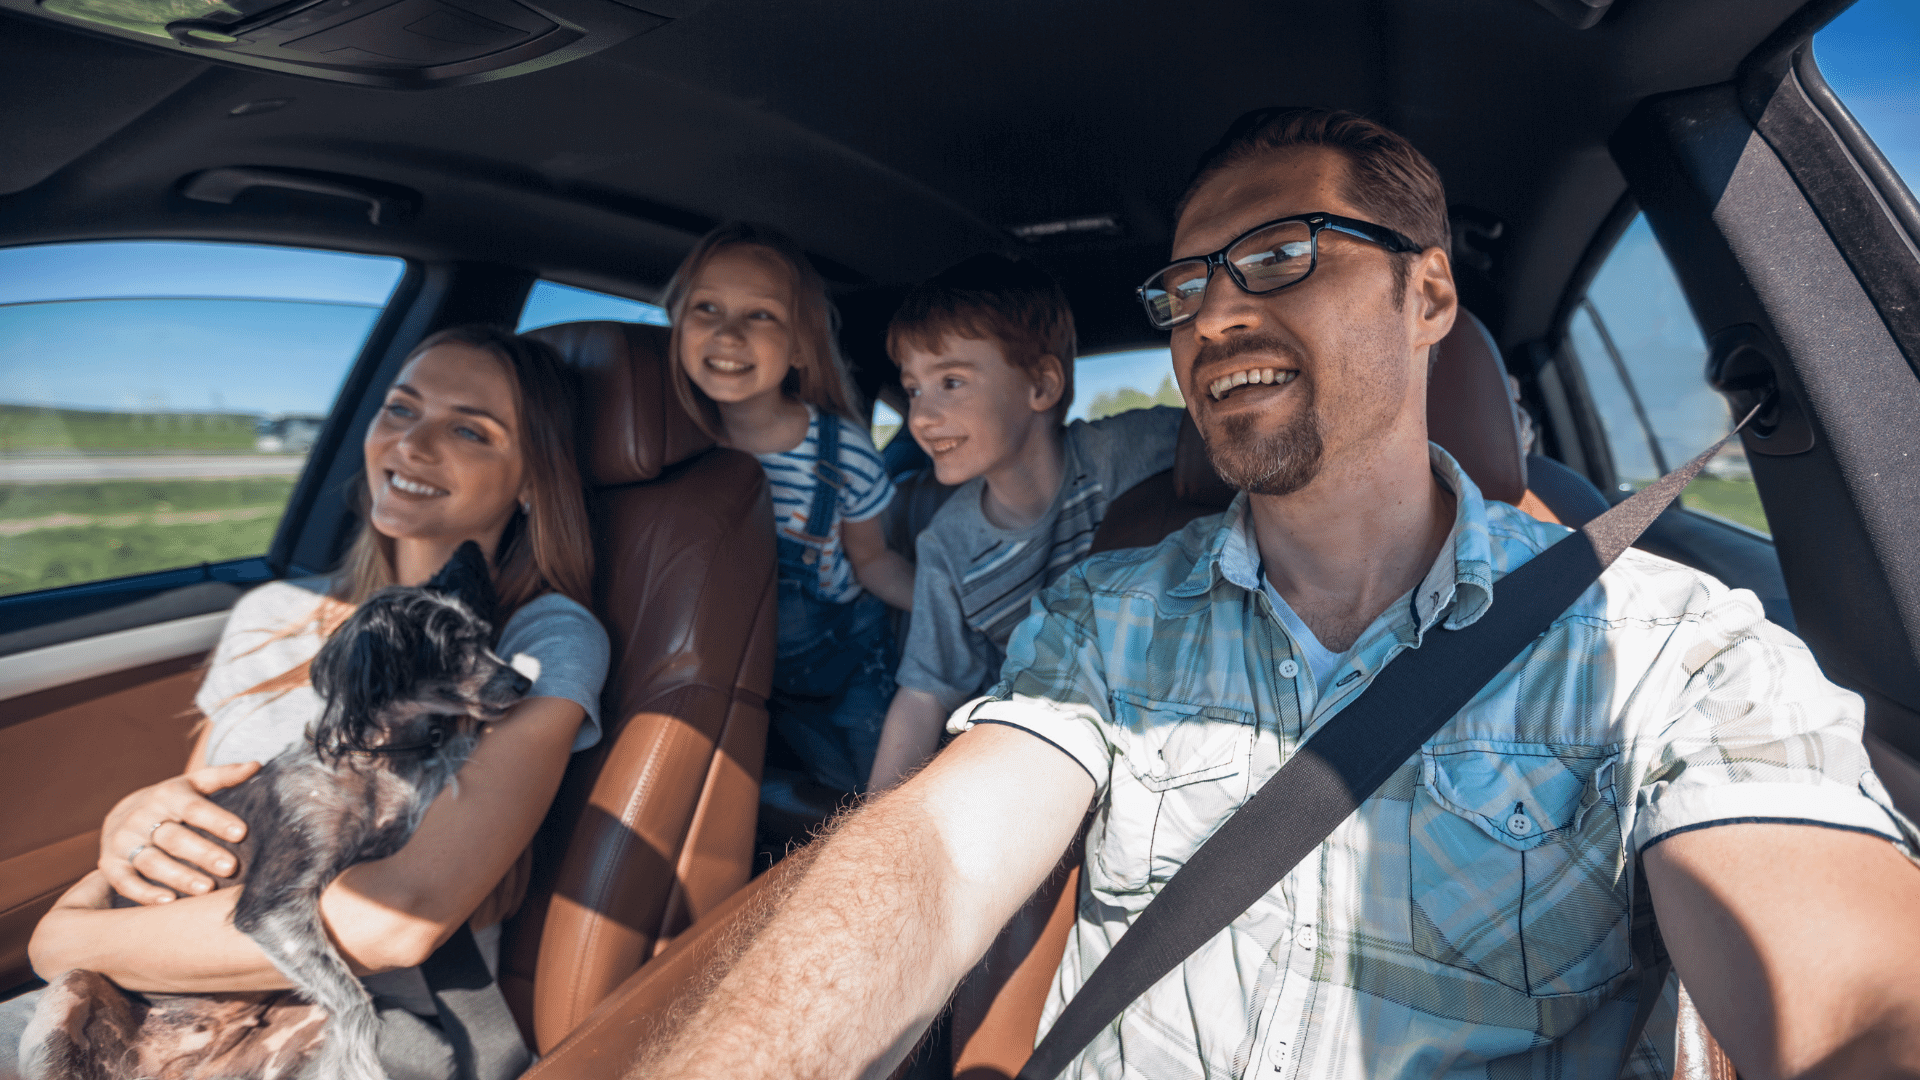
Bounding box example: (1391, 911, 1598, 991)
(886, 253, 1077, 422)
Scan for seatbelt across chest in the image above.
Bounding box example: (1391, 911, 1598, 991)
(1017, 403, 1766, 1080)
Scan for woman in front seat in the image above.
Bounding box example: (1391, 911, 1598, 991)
(664, 222, 915, 797)
(2, 325, 610, 1079)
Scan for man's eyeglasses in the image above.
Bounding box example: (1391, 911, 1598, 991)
(1135, 212, 1421, 330)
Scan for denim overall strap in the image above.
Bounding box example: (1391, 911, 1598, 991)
(799, 409, 845, 541)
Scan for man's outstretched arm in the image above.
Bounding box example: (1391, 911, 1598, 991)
(634, 721, 1096, 1080)
(1646, 822, 1920, 1080)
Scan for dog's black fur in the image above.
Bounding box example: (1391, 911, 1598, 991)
(24, 541, 532, 1080)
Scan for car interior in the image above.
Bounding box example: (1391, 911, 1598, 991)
(1, 0, 1917, 1075)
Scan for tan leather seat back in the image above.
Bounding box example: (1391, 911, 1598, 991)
(502, 321, 777, 1051)
(952, 308, 1545, 1077)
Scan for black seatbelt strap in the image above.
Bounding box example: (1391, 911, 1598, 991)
(1017, 403, 1766, 1080)
(419, 922, 532, 1080)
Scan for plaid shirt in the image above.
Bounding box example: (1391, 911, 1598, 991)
(950, 445, 1917, 1080)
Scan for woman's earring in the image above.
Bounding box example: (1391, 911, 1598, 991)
(520, 499, 532, 516)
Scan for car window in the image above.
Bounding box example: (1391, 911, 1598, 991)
(1813, 0, 1918, 189)
(1073, 348, 1184, 422)
(1563, 215, 1767, 535)
(872, 400, 903, 450)
(517, 279, 668, 332)
(0, 240, 406, 598)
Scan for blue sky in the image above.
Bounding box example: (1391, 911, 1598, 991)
(0, 241, 404, 416)
(0, 6, 1910, 428)
(1817, 0, 1920, 189)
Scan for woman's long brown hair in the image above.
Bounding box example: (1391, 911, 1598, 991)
(662, 221, 863, 442)
(229, 325, 593, 706)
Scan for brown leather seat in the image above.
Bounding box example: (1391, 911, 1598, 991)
(500, 320, 778, 1052)
(951, 309, 1562, 1077)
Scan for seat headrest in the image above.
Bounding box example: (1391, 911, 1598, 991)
(1167, 307, 1528, 509)
(524, 321, 714, 488)
(1426, 309, 1527, 504)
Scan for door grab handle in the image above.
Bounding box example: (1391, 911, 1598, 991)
(182, 167, 415, 226)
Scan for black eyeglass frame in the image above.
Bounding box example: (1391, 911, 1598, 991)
(1135, 212, 1423, 330)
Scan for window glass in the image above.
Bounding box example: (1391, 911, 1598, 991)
(872, 400, 903, 450)
(0, 240, 406, 597)
(1564, 215, 1767, 534)
(1072, 348, 1184, 422)
(1814, 0, 1919, 189)
(516, 279, 668, 332)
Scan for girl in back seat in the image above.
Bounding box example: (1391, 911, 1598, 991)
(664, 222, 914, 796)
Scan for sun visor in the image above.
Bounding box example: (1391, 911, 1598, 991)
(15, 0, 696, 88)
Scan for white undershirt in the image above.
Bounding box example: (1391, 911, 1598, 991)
(1261, 574, 1358, 705)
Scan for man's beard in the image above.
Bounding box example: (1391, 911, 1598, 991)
(1192, 337, 1325, 496)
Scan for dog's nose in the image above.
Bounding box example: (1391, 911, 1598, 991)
(509, 671, 532, 696)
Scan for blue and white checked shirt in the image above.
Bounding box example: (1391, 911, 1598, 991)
(950, 445, 1917, 1080)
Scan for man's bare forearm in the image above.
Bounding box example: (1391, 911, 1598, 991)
(634, 724, 1093, 1079)
(637, 795, 952, 1077)
(1647, 823, 1920, 1080)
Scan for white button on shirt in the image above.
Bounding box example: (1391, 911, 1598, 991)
(1277, 659, 1300, 679)
(1508, 807, 1535, 836)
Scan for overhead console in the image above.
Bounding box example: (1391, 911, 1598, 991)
(4, 0, 695, 87)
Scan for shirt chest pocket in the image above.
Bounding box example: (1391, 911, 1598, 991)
(1409, 743, 1630, 999)
(1090, 693, 1258, 898)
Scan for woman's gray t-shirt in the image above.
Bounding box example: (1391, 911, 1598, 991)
(192, 576, 610, 1013)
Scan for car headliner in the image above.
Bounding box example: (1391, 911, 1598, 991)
(0, 0, 1808, 359)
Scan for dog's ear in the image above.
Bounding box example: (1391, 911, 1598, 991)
(425, 540, 497, 623)
(310, 597, 415, 759)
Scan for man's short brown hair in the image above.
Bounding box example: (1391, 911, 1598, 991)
(887, 254, 1077, 422)
(1178, 107, 1450, 294)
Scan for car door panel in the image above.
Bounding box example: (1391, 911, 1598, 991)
(0, 640, 215, 991)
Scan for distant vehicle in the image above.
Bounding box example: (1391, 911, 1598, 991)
(254, 414, 324, 454)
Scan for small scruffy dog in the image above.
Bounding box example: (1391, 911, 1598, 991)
(22, 541, 533, 1080)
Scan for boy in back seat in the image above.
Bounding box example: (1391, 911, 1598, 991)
(867, 254, 1181, 789)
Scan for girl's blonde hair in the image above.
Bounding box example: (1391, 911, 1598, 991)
(661, 222, 862, 440)
(229, 326, 593, 705)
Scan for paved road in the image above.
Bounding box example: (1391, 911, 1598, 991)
(0, 455, 309, 483)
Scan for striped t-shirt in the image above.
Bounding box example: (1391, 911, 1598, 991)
(897, 406, 1183, 711)
(754, 405, 894, 604)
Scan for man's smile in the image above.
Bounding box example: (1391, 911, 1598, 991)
(1204, 366, 1299, 401)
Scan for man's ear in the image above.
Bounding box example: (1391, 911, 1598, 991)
(1029, 354, 1066, 415)
(1408, 248, 1459, 359)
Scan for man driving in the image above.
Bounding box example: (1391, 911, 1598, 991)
(635, 108, 1920, 1080)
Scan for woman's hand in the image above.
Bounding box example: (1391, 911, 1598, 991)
(99, 761, 260, 904)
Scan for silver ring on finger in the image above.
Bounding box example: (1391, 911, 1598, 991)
(127, 843, 147, 863)
(148, 819, 170, 839)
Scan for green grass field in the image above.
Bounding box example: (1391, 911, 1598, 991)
(0, 403, 258, 454)
(1680, 476, 1770, 534)
(0, 477, 294, 597)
